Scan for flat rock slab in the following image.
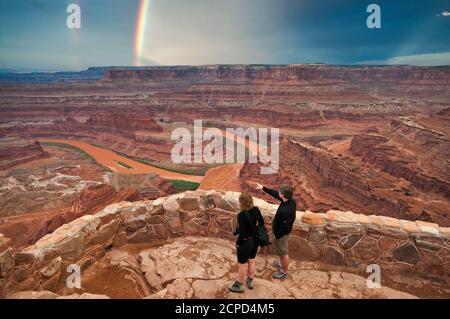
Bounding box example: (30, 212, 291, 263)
(139, 237, 236, 285)
(138, 237, 417, 299)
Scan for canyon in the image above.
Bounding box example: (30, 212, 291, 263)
(0, 64, 449, 298)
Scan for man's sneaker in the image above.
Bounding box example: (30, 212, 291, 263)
(273, 260, 282, 268)
(246, 277, 254, 289)
(272, 270, 288, 279)
(228, 281, 245, 293)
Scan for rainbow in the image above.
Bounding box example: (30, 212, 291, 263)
(134, 0, 150, 65)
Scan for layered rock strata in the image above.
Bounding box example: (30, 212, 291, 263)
(0, 138, 48, 171)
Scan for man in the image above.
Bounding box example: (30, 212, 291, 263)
(255, 183, 296, 279)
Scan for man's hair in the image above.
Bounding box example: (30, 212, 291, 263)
(239, 192, 254, 211)
(279, 185, 293, 200)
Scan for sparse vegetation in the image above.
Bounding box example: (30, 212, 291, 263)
(86, 139, 251, 176)
(41, 141, 93, 160)
(90, 147, 205, 175)
(169, 180, 200, 191)
(116, 161, 133, 169)
(91, 143, 106, 149)
(113, 151, 210, 176)
(40, 141, 111, 171)
(134, 158, 210, 176)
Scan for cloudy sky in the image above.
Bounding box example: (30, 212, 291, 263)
(0, 0, 449, 70)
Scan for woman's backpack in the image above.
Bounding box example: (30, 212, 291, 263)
(256, 224, 271, 247)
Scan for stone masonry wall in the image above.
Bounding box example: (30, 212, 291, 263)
(1, 190, 449, 297)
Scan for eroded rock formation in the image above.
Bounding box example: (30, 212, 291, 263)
(390, 116, 450, 183)
(108, 173, 175, 199)
(350, 134, 449, 197)
(70, 184, 142, 215)
(32, 184, 142, 247)
(242, 140, 410, 217)
(0, 183, 142, 249)
(0, 138, 48, 171)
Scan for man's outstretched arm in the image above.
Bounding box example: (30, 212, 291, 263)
(255, 183, 282, 201)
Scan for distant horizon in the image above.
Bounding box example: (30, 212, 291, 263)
(2, 62, 450, 74)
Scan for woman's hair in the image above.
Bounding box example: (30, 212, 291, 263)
(239, 192, 254, 211)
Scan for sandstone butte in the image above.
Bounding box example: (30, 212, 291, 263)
(0, 190, 448, 299)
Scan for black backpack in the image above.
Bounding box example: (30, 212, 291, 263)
(256, 223, 271, 247)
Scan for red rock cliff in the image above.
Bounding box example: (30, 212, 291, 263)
(0, 138, 48, 171)
(85, 113, 162, 138)
(103, 65, 450, 83)
(350, 134, 450, 198)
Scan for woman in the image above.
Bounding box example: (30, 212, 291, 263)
(229, 192, 264, 293)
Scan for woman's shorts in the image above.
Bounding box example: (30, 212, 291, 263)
(274, 234, 290, 256)
(236, 239, 258, 264)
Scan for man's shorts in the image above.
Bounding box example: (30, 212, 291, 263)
(274, 234, 290, 256)
(236, 239, 258, 264)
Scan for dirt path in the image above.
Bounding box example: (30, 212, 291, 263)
(39, 139, 203, 183)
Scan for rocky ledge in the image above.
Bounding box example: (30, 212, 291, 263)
(141, 237, 416, 299)
(0, 190, 449, 298)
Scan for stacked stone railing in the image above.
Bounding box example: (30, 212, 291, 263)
(1, 190, 449, 297)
